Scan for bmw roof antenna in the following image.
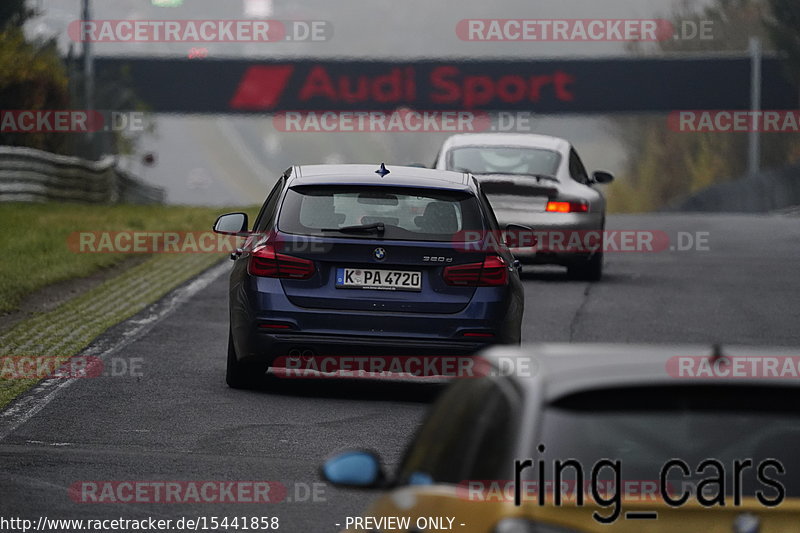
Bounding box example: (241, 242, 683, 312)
(375, 163, 390, 177)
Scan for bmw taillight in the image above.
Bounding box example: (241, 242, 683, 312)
(545, 200, 588, 213)
(248, 244, 315, 279)
(443, 255, 508, 286)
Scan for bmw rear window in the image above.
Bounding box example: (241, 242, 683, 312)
(278, 186, 485, 242)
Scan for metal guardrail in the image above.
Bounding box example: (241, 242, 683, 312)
(0, 146, 164, 204)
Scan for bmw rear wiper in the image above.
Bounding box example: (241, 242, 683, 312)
(321, 222, 386, 234)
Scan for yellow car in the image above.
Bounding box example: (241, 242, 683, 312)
(321, 344, 800, 532)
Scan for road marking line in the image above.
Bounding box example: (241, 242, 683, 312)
(0, 261, 230, 442)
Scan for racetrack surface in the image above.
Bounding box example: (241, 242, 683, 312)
(1, 213, 799, 530)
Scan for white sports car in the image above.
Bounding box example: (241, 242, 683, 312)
(435, 133, 614, 281)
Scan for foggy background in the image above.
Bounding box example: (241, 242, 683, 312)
(27, 0, 707, 204)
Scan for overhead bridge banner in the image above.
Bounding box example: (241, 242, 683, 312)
(94, 56, 797, 114)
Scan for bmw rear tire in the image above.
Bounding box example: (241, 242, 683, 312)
(226, 331, 268, 389)
(568, 252, 603, 282)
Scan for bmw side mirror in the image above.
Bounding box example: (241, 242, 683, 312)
(321, 450, 386, 489)
(592, 171, 614, 184)
(503, 224, 536, 249)
(213, 212, 249, 235)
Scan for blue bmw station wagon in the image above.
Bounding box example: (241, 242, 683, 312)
(213, 164, 524, 388)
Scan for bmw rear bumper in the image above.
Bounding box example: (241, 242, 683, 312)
(230, 278, 522, 365)
(253, 332, 488, 360)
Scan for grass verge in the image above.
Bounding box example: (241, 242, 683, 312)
(0, 203, 250, 314)
(0, 202, 257, 409)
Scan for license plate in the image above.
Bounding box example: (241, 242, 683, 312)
(336, 268, 422, 291)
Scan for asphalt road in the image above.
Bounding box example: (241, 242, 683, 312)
(1, 213, 799, 531)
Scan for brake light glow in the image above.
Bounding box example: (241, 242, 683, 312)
(248, 244, 315, 279)
(443, 255, 508, 286)
(545, 201, 588, 213)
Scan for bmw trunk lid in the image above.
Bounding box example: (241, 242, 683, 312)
(277, 235, 483, 314)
